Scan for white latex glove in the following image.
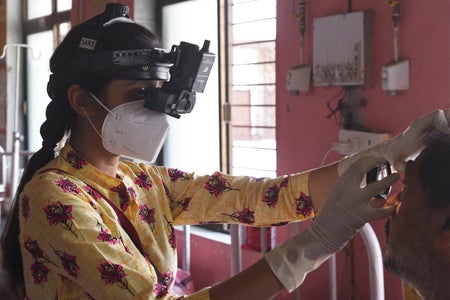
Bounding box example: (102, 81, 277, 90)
(265, 156, 399, 292)
(338, 109, 450, 175)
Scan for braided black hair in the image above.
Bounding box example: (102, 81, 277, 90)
(0, 12, 161, 296)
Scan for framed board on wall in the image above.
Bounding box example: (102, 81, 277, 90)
(313, 10, 374, 87)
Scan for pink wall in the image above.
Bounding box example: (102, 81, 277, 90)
(276, 0, 449, 174)
(275, 0, 449, 299)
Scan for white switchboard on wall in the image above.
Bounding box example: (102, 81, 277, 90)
(313, 10, 373, 86)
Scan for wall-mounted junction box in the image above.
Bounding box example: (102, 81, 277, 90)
(286, 65, 311, 92)
(313, 10, 374, 87)
(381, 59, 410, 93)
(336, 129, 390, 155)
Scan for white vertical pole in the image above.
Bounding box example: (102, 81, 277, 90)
(1, 44, 39, 200)
(329, 254, 337, 300)
(182, 225, 191, 272)
(230, 224, 241, 275)
(360, 224, 385, 300)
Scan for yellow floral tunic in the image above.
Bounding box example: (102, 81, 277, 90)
(19, 144, 314, 299)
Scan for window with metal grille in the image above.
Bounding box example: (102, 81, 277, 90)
(24, 0, 71, 152)
(156, 0, 276, 236)
(207, 0, 277, 235)
(228, 0, 277, 178)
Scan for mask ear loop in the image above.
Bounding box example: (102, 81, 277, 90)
(85, 90, 117, 118)
(84, 91, 115, 143)
(86, 115, 105, 141)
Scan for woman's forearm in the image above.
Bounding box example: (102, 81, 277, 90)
(209, 257, 284, 300)
(308, 162, 340, 213)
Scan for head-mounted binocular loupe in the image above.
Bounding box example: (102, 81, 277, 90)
(47, 3, 216, 118)
(144, 40, 216, 118)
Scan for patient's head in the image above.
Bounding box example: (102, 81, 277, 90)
(384, 131, 450, 299)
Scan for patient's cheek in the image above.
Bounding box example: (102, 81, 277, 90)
(385, 192, 402, 213)
(395, 202, 402, 215)
(369, 192, 400, 210)
(387, 192, 401, 205)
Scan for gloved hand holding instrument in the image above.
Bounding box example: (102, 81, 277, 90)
(338, 109, 450, 175)
(265, 156, 400, 292)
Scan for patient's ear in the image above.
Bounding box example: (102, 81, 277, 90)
(434, 217, 450, 250)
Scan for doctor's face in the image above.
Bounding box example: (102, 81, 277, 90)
(87, 79, 163, 129)
(101, 79, 163, 109)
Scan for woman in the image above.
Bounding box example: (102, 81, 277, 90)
(1, 3, 449, 299)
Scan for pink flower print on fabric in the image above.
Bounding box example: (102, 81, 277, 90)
(262, 184, 280, 207)
(96, 221, 132, 254)
(128, 186, 136, 201)
(154, 270, 174, 298)
(84, 185, 102, 201)
(223, 207, 255, 224)
(262, 177, 289, 208)
(162, 180, 170, 197)
(21, 195, 30, 219)
(163, 215, 176, 249)
(98, 260, 134, 296)
(31, 261, 50, 285)
(280, 176, 289, 188)
(134, 172, 153, 190)
(97, 228, 120, 245)
(138, 204, 156, 231)
(171, 197, 191, 211)
(55, 178, 80, 194)
(51, 247, 80, 279)
(66, 150, 88, 169)
(250, 177, 265, 182)
(295, 191, 313, 218)
(24, 237, 57, 285)
(168, 228, 176, 249)
(204, 173, 240, 197)
(43, 201, 77, 237)
(24, 238, 46, 261)
(110, 183, 131, 211)
(168, 168, 191, 182)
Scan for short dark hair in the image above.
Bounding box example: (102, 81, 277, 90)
(419, 130, 450, 210)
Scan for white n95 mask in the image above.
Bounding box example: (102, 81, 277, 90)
(88, 93, 169, 163)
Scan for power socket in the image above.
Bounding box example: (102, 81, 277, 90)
(336, 129, 390, 155)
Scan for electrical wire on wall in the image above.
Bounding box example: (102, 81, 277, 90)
(298, 0, 306, 65)
(286, 0, 312, 95)
(325, 87, 355, 129)
(323, 85, 358, 300)
(382, 0, 410, 95)
(389, 0, 401, 62)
